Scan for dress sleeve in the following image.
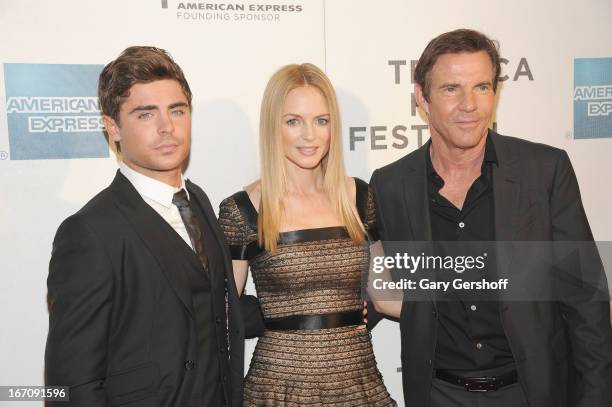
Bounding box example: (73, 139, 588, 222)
(365, 186, 380, 241)
(355, 177, 379, 241)
(218, 194, 259, 260)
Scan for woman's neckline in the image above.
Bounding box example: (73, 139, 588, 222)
(237, 190, 346, 235)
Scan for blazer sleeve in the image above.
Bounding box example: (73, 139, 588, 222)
(45, 215, 113, 407)
(550, 150, 612, 406)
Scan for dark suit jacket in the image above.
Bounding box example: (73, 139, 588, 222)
(45, 171, 257, 407)
(370, 131, 612, 407)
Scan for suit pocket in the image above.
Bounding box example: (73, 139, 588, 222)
(106, 363, 159, 405)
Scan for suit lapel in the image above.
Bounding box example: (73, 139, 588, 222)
(401, 143, 435, 307)
(110, 171, 196, 318)
(490, 132, 521, 308)
(186, 180, 242, 312)
(186, 181, 222, 298)
(186, 180, 232, 270)
(491, 132, 521, 241)
(403, 142, 433, 241)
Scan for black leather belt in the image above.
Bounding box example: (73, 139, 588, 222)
(435, 369, 518, 392)
(264, 310, 363, 331)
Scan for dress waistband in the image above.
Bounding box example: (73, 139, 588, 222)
(264, 310, 363, 331)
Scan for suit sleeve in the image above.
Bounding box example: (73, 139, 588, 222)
(45, 215, 113, 407)
(550, 150, 612, 406)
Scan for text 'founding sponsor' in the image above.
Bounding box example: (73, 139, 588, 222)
(175, 2, 303, 21)
(6, 97, 103, 133)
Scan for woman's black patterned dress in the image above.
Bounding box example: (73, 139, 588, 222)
(218, 179, 395, 406)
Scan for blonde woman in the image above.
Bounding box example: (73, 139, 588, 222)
(218, 63, 396, 406)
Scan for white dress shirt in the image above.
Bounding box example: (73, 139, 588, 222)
(120, 162, 194, 250)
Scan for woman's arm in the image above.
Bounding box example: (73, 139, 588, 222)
(232, 259, 249, 296)
(368, 240, 402, 318)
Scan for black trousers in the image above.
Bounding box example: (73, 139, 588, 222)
(430, 378, 530, 407)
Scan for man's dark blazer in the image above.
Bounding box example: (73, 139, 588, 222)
(45, 171, 257, 407)
(370, 131, 612, 407)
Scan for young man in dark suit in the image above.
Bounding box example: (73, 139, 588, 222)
(370, 29, 611, 407)
(45, 46, 261, 407)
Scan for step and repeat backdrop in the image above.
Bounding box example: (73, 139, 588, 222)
(1, 0, 611, 405)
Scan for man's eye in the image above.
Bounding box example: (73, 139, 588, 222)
(171, 109, 185, 116)
(138, 112, 152, 119)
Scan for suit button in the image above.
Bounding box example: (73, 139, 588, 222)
(223, 375, 228, 383)
(185, 360, 195, 370)
(215, 316, 221, 324)
(428, 359, 433, 366)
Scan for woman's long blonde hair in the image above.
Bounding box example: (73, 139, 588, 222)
(258, 63, 365, 251)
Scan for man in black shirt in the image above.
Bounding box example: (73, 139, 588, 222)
(427, 137, 517, 378)
(370, 29, 611, 407)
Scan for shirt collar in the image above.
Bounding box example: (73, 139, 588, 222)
(483, 132, 499, 166)
(120, 162, 188, 208)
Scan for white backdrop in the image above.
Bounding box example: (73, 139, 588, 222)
(1, 1, 611, 405)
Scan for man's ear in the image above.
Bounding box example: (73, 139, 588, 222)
(414, 84, 429, 116)
(103, 115, 121, 143)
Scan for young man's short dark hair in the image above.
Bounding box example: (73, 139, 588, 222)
(98, 46, 192, 124)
